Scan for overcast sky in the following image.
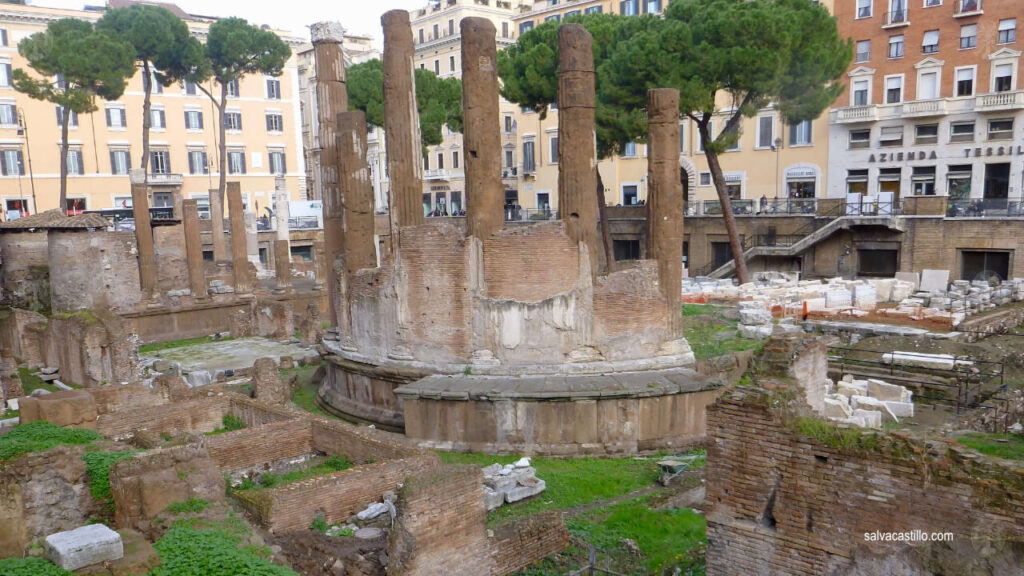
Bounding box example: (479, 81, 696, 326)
(29, 0, 427, 46)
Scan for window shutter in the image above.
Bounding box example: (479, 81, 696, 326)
(202, 152, 208, 173)
(280, 154, 286, 173)
(120, 109, 127, 127)
(16, 151, 23, 175)
(109, 151, 116, 173)
(240, 153, 246, 174)
(105, 108, 111, 126)
(56, 106, 62, 125)
(266, 115, 272, 132)
(198, 112, 204, 129)
(789, 124, 797, 146)
(0, 151, 7, 176)
(1, 29, 7, 47)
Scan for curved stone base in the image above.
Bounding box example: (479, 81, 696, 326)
(317, 356, 432, 432)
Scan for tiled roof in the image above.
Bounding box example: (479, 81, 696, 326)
(0, 209, 112, 231)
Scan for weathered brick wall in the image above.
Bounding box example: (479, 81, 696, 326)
(0, 308, 46, 363)
(957, 303, 1024, 342)
(901, 218, 1024, 280)
(228, 395, 300, 427)
(97, 396, 229, 440)
(0, 231, 50, 311)
(310, 416, 423, 463)
(705, 390, 1024, 576)
(490, 512, 570, 576)
(398, 222, 471, 360)
(387, 465, 495, 576)
(593, 262, 669, 359)
(87, 385, 167, 415)
(205, 418, 313, 472)
(235, 453, 441, 533)
(123, 301, 253, 345)
(483, 222, 578, 302)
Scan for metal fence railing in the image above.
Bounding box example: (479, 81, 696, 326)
(946, 198, 1024, 218)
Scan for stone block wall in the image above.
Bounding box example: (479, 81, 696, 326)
(705, 389, 1024, 576)
(153, 225, 189, 294)
(40, 310, 138, 387)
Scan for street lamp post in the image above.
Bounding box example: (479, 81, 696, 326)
(16, 108, 38, 215)
(771, 136, 783, 208)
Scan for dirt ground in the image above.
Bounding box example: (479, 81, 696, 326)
(271, 530, 386, 576)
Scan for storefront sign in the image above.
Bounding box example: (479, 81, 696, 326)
(785, 168, 817, 179)
(868, 150, 938, 163)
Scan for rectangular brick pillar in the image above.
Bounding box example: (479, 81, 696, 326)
(226, 182, 250, 294)
(338, 110, 377, 274)
(129, 169, 157, 299)
(181, 199, 206, 298)
(647, 88, 684, 337)
(558, 24, 600, 277)
(382, 10, 425, 229)
(274, 239, 291, 292)
(461, 17, 504, 240)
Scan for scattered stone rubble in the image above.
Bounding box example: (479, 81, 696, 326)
(818, 375, 915, 429)
(480, 457, 546, 511)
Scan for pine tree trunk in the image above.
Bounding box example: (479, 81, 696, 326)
(216, 85, 228, 220)
(698, 121, 749, 283)
(140, 60, 151, 180)
(59, 105, 70, 215)
(596, 168, 614, 274)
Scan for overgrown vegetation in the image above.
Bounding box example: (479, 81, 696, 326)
(149, 516, 296, 576)
(139, 335, 234, 355)
(0, 558, 73, 576)
(17, 367, 59, 395)
(288, 364, 332, 419)
(165, 498, 210, 515)
(0, 420, 100, 461)
(254, 455, 353, 490)
(83, 450, 137, 511)
(206, 413, 246, 436)
(957, 433, 1024, 461)
(790, 416, 884, 454)
(680, 304, 766, 360)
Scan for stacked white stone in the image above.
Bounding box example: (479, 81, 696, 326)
(480, 458, 546, 511)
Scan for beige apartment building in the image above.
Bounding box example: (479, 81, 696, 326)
(0, 2, 305, 220)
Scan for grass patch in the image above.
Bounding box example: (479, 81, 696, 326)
(0, 421, 100, 461)
(0, 558, 73, 576)
(150, 517, 296, 576)
(205, 414, 247, 436)
(3, 409, 18, 420)
(165, 498, 210, 515)
(790, 417, 883, 453)
(139, 335, 234, 355)
(256, 455, 353, 489)
(17, 367, 59, 395)
(440, 453, 659, 525)
(288, 364, 332, 419)
(83, 450, 138, 511)
(957, 433, 1024, 461)
(679, 306, 765, 360)
(567, 495, 706, 575)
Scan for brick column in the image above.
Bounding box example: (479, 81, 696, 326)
(646, 88, 684, 337)
(274, 239, 291, 292)
(338, 110, 377, 274)
(182, 199, 206, 298)
(129, 169, 157, 298)
(227, 182, 250, 294)
(208, 187, 228, 264)
(382, 10, 424, 229)
(557, 23, 599, 275)
(461, 17, 504, 240)
(311, 21, 347, 326)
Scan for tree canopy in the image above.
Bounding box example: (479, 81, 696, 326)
(346, 59, 463, 149)
(497, 0, 851, 282)
(14, 18, 135, 208)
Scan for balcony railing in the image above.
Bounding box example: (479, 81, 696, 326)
(424, 169, 451, 181)
(147, 173, 183, 186)
(947, 198, 1024, 218)
(505, 207, 558, 222)
(954, 0, 981, 16)
(884, 9, 908, 26)
(902, 99, 947, 117)
(256, 216, 322, 231)
(975, 90, 1024, 112)
(835, 105, 878, 123)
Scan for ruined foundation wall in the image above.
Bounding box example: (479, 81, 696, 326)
(0, 232, 50, 311)
(482, 222, 578, 302)
(705, 390, 1024, 576)
(592, 262, 670, 359)
(48, 231, 142, 313)
(87, 385, 168, 415)
(40, 311, 137, 387)
(205, 418, 314, 472)
(96, 396, 230, 440)
(154, 225, 189, 293)
(490, 512, 571, 576)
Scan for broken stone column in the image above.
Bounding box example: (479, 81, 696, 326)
(382, 10, 425, 229)
(646, 88, 684, 337)
(557, 24, 600, 277)
(171, 189, 184, 221)
(129, 169, 157, 299)
(338, 110, 377, 274)
(312, 21, 348, 329)
(274, 239, 291, 292)
(244, 212, 259, 266)
(208, 187, 228, 264)
(274, 176, 290, 245)
(252, 357, 288, 404)
(226, 182, 251, 294)
(461, 17, 504, 240)
(182, 199, 206, 298)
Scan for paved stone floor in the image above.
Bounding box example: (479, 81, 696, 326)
(140, 337, 316, 374)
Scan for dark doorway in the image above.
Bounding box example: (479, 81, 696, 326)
(984, 163, 1010, 201)
(613, 239, 641, 261)
(711, 241, 733, 269)
(856, 249, 898, 277)
(962, 250, 1010, 282)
